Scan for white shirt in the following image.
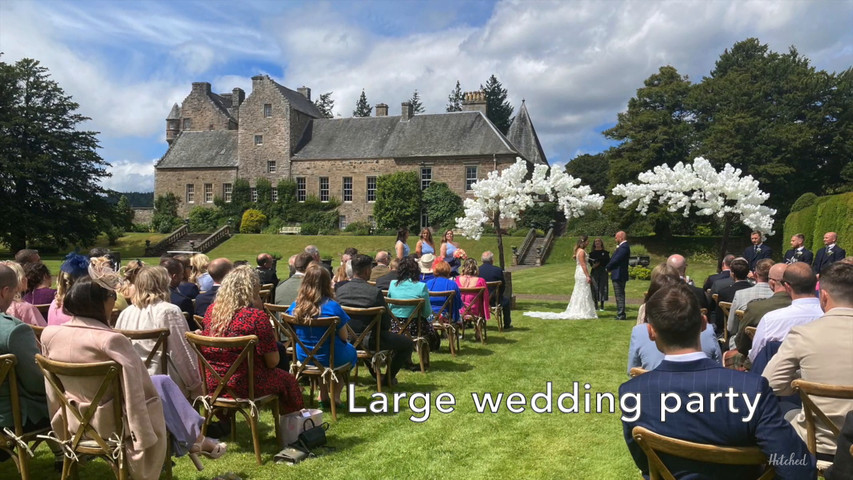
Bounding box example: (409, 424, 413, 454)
(663, 351, 708, 362)
(749, 297, 824, 362)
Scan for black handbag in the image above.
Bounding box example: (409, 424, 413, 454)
(297, 418, 329, 451)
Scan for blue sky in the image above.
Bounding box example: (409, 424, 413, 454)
(2, 0, 852, 192)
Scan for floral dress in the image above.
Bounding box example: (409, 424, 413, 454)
(201, 306, 303, 413)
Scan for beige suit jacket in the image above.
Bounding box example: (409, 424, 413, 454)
(41, 317, 167, 480)
(763, 307, 853, 454)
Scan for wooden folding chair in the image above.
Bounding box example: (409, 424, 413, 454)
(631, 426, 776, 480)
(791, 379, 853, 475)
(718, 301, 733, 345)
(0, 354, 50, 480)
(28, 324, 45, 342)
(629, 367, 648, 377)
(485, 281, 503, 333)
(184, 332, 281, 464)
(712, 293, 719, 303)
(459, 286, 488, 345)
(35, 354, 174, 480)
(262, 303, 294, 346)
(341, 306, 392, 392)
(278, 314, 351, 421)
(384, 297, 428, 373)
(745, 326, 757, 339)
(115, 328, 170, 374)
(191, 314, 204, 331)
(259, 284, 274, 304)
(428, 290, 459, 356)
(34, 304, 50, 318)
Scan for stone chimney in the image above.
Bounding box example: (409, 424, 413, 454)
(297, 86, 311, 101)
(462, 91, 487, 115)
(401, 102, 413, 121)
(191, 82, 212, 95)
(375, 103, 388, 117)
(251, 75, 267, 92)
(232, 87, 245, 107)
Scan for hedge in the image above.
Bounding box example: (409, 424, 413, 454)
(784, 192, 853, 254)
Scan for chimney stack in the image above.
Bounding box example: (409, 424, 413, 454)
(232, 87, 245, 107)
(401, 102, 413, 121)
(462, 90, 487, 115)
(297, 86, 311, 101)
(375, 103, 388, 117)
(191, 82, 212, 95)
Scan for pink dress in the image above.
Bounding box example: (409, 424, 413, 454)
(454, 276, 491, 320)
(47, 298, 73, 326)
(5, 300, 46, 326)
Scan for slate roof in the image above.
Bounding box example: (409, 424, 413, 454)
(208, 93, 237, 122)
(272, 81, 323, 118)
(292, 111, 519, 160)
(156, 131, 238, 169)
(507, 101, 548, 166)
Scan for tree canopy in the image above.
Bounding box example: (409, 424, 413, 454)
(409, 90, 425, 114)
(374, 171, 421, 232)
(481, 75, 514, 134)
(353, 89, 372, 117)
(0, 58, 113, 251)
(313, 92, 335, 118)
(446, 80, 463, 112)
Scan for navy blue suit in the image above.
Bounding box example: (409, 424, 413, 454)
(194, 285, 219, 318)
(743, 244, 773, 271)
(606, 242, 630, 319)
(479, 263, 512, 328)
(169, 287, 194, 329)
(784, 248, 813, 266)
(813, 245, 846, 275)
(620, 358, 815, 479)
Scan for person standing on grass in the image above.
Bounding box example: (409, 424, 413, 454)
(606, 231, 630, 320)
(588, 238, 609, 312)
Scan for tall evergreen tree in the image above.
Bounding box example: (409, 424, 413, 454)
(352, 89, 372, 117)
(409, 89, 425, 114)
(313, 91, 335, 118)
(0, 58, 113, 250)
(481, 75, 514, 134)
(446, 80, 463, 112)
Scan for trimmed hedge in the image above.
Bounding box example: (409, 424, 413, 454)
(784, 192, 853, 254)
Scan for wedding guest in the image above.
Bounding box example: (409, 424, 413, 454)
(743, 231, 772, 272)
(479, 251, 513, 330)
(161, 258, 194, 323)
(455, 258, 490, 325)
(118, 259, 145, 302)
(589, 238, 610, 312)
(22, 261, 56, 305)
(418, 254, 436, 283)
(190, 254, 213, 292)
(388, 256, 440, 351)
(784, 233, 814, 265)
(275, 253, 312, 306)
(0, 261, 46, 326)
(395, 228, 410, 260)
(813, 232, 846, 276)
(14, 249, 40, 266)
(439, 229, 462, 271)
(255, 253, 279, 287)
(415, 228, 436, 257)
(172, 255, 200, 299)
(370, 251, 391, 281)
(425, 259, 462, 324)
(374, 258, 399, 291)
(194, 258, 233, 318)
(48, 253, 89, 326)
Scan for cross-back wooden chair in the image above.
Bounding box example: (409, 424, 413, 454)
(366, 281, 376, 286)
(278, 313, 350, 421)
(712, 293, 719, 303)
(34, 304, 50, 318)
(259, 284, 274, 304)
(28, 324, 45, 343)
(340, 306, 392, 392)
(184, 332, 281, 464)
(629, 367, 648, 378)
(0, 354, 50, 480)
(191, 314, 204, 331)
(791, 379, 853, 475)
(718, 301, 733, 345)
(459, 286, 488, 345)
(428, 290, 459, 356)
(35, 354, 173, 480)
(485, 281, 503, 333)
(745, 326, 757, 339)
(262, 303, 293, 346)
(383, 297, 428, 373)
(631, 426, 776, 480)
(115, 328, 170, 374)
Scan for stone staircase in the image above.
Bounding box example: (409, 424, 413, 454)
(518, 237, 546, 265)
(170, 233, 211, 252)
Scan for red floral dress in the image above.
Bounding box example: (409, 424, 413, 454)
(201, 306, 303, 413)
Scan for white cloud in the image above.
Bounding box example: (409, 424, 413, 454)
(99, 159, 156, 192)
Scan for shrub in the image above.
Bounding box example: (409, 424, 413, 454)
(240, 209, 267, 233)
(188, 206, 221, 232)
(422, 182, 463, 229)
(694, 225, 713, 237)
(105, 226, 125, 246)
(628, 265, 651, 280)
(345, 221, 372, 236)
(790, 192, 818, 213)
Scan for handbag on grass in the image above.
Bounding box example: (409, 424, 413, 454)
(278, 408, 323, 446)
(297, 418, 329, 450)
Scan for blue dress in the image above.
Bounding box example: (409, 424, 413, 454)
(397, 240, 410, 258)
(424, 277, 462, 322)
(443, 242, 458, 264)
(286, 299, 356, 369)
(421, 242, 435, 255)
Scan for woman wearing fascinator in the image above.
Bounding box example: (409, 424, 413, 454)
(41, 264, 226, 479)
(47, 252, 90, 326)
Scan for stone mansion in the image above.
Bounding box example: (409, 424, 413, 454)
(154, 75, 548, 228)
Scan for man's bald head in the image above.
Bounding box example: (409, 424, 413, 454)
(783, 262, 818, 296)
(208, 258, 234, 284)
(375, 251, 390, 266)
(666, 254, 687, 276)
(615, 231, 626, 243)
(768, 263, 788, 293)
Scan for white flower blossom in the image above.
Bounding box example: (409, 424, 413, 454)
(455, 158, 604, 239)
(611, 157, 776, 234)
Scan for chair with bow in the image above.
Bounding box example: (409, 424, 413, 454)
(791, 379, 853, 476)
(340, 306, 392, 392)
(278, 313, 350, 421)
(428, 290, 459, 356)
(184, 332, 281, 465)
(0, 354, 50, 480)
(383, 297, 428, 373)
(458, 286, 488, 344)
(485, 281, 504, 333)
(115, 328, 170, 375)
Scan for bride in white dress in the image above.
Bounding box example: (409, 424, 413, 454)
(525, 236, 598, 320)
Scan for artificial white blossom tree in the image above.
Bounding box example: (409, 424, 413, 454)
(611, 157, 777, 265)
(456, 158, 604, 268)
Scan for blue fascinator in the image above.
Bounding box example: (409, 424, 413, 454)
(60, 252, 90, 278)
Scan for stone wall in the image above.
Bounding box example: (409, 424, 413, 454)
(177, 82, 235, 133)
(132, 207, 154, 225)
(237, 76, 292, 184)
(154, 167, 238, 217)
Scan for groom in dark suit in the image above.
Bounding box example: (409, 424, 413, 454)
(813, 232, 846, 276)
(619, 283, 815, 478)
(606, 231, 630, 320)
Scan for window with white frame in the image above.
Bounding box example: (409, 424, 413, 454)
(267, 160, 276, 173)
(271, 188, 278, 202)
(250, 187, 258, 202)
(366, 176, 377, 202)
(421, 166, 432, 190)
(339, 215, 347, 230)
(466, 166, 478, 191)
(342, 177, 352, 202)
(204, 183, 213, 203)
(319, 177, 329, 202)
(296, 177, 306, 202)
(186, 184, 194, 203)
(263, 103, 272, 117)
(223, 183, 232, 203)
(254, 135, 263, 146)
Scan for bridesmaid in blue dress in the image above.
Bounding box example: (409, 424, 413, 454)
(440, 229, 461, 274)
(395, 228, 410, 260)
(415, 228, 435, 257)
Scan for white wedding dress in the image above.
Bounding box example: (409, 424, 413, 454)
(524, 256, 598, 320)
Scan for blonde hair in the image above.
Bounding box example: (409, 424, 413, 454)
(209, 265, 259, 336)
(121, 259, 145, 284)
(55, 271, 75, 307)
(460, 258, 478, 276)
(190, 253, 210, 285)
(131, 266, 170, 308)
(0, 261, 25, 300)
(293, 263, 334, 322)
